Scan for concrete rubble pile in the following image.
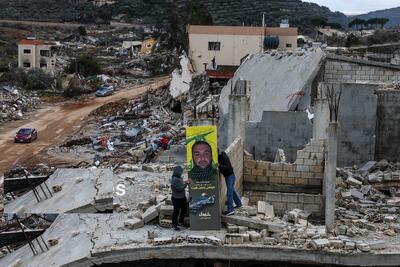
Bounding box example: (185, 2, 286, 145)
(334, 160, 400, 243)
(112, 52, 178, 77)
(53, 87, 185, 168)
(114, 163, 175, 213)
(181, 73, 215, 121)
(0, 86, 41, 122)
(116, 160, 398, 253)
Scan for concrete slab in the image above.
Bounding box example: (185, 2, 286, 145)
(2, 214, 400, 267)
(219, 49, 325, 122)
(4, 168, 113, 213)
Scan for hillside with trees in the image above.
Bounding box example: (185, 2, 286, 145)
(0, 0, 350, 34)
(355, 6, 400, 28)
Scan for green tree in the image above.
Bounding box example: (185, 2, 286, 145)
(326, 22, 342, 30)
(163, 1, 213, 51)
(345, 33, 361, 47)
(24, 69, 53, 91)
(310, 16, 328, 27)
(65, 55, 102, 77)
(377, 18, 389, 28)
(349, 18, 366, 30)
(78, 26, 87, 36)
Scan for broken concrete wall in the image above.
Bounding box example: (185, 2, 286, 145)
(245, 111, 313, 162)
(324, 54, 400, 84)
(218, 94, 249, 150)
(169, 54, 192, 98)
(219, 49, 326, 123)
(320, 83, 378, 167)
(243, 191, 324, 217)
(243, 139, 325, 193)
(219, 137, 244, 213)
(375, 89, 400, 162)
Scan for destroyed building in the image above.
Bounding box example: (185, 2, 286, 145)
(18, 38, 60, 72)
(2, 22, 400, 266)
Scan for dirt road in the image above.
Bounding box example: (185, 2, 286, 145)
(0, 77, 170, 174)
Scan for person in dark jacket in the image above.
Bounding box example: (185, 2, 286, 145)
(171, 166, 188, 230)
(218, 151, 242, 216)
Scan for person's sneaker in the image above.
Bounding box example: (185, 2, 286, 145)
(173, 225, 180, 231)
(234, 205, 242, 209)
(223, 210, 235, 216)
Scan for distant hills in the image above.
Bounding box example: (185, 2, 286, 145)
(355, 6, 400, 28)
(0, 0, 350, 34)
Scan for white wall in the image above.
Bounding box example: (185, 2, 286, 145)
(189, 34, 297, 72)
(18, 44, 35, 68)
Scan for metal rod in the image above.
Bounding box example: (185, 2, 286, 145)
(40, 235, 49, 250)
(35, 238, 45, 253)
(15, 216, 37, 255)
(43, 182, 53, 197)
(38, 185, 48, 199)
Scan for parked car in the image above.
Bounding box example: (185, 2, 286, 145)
(95, 86, 114, 97)
(14, 128, 38, 143)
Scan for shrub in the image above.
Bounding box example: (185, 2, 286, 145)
(65, 55, 102, 77)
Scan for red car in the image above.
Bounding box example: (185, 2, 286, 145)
(14, 128, 38, 143)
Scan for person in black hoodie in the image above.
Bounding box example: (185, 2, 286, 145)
(171, 166, 188, 231)
(218, 151, 242, 216)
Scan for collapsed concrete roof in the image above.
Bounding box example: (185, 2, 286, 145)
(2, 214, 400, 267)
(5, 168, 113, 213)
(219, 48, 326, 122)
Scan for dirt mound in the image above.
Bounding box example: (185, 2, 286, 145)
(89, 98, 130, 117)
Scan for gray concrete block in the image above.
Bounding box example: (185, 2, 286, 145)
(311, 238, 330, 249)
(329, 239, 344, 248)
(142, 205, 159, 224)
(238, 226, 249, 233)
(347, 177, 362, 186)
(367, 240, 386, 250)
(159, 205, 173, 218)
(248, 231, 262, 242)
(225, 233, 244, 244)
(205, 236, 223, 246)
(356, 242, 371, 252)
(187, 235, 206, 244)
(227, 224, 239, 233)
(124, 219, 144, 229)
(153, 237, 172, 246)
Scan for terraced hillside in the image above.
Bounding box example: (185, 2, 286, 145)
(0, 0, 349, 33)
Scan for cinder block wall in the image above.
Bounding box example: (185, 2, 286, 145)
(243, 139, 325, 187)
(243, 192, 324, 217)
(243, 138, 325, 218)
(220, 137, 244, 212)
(324, 56, 400, 83)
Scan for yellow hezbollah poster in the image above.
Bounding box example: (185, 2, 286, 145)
(186, 125, 220, 230)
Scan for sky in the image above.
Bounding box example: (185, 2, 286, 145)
(302, 0, 400, 15)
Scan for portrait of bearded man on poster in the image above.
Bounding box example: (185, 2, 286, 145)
(188, 140, 218, 181)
